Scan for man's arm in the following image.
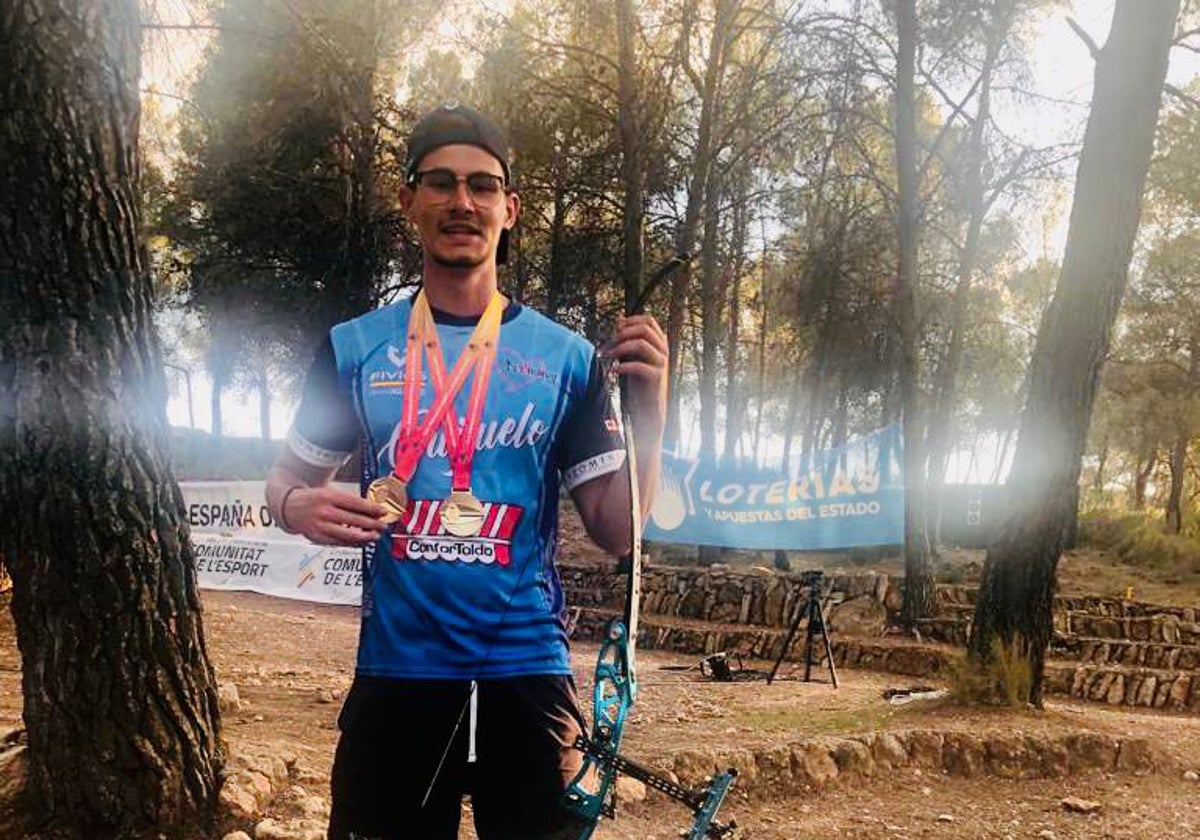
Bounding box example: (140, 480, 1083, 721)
(570, 314, 668, 556)
(266, 448, 385, 546)
(264, 336, 386, 546)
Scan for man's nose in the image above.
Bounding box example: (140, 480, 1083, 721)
(448, 179, 475, 211)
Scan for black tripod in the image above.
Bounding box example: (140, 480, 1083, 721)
(766, 570, 838, 687)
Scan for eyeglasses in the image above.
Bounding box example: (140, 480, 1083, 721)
(413, 169, 507, 203)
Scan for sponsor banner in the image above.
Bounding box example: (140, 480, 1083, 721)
(645, 425, 905, 550)
(182, 480, 364, 605)
(192, 532, 363, 605)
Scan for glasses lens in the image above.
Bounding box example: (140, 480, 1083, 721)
(467, 174, 504, 198)
(420, 170, 457, 192)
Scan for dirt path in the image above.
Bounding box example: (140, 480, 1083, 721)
(3, 590, 1199, 839)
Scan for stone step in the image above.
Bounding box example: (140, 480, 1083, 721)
(1063, 612, 1200, 645)
(1045, 663, 1200, 712)
(573, 608, 1200, 713)
(1052, 636, 1200, 670)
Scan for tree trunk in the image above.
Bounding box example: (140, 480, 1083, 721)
(0, 0, 224, 835)
(211, 367, 227, 440)
(895, 0, 935, 626)
(1133, 447, 1156, 508)
(666, 0, 736, 442)
(1166, 433, 1187, 534)
(723, 183, 749, 460)
(698, 170, 724, 458)
(258, 369, 272, 441)
(968, 0, 1180, 706)
(925, 2, 1009, 551)
(547, 187, 568, 318)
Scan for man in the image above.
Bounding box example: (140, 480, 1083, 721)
(265, 104, 668, 840)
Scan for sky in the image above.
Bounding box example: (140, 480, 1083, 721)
(154, 1, 1200, 453)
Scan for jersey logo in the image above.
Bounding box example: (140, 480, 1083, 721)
(391, 499, 525, 566)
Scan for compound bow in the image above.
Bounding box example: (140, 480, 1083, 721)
(562, 256, 738, 840)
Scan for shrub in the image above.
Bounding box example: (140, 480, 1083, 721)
(947, 635, 1033, 707)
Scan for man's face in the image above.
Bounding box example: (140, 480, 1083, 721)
(400, 144, 519, 270)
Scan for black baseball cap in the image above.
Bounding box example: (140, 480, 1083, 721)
(405, 103, 511, 184)
(405, 103, 513, 264)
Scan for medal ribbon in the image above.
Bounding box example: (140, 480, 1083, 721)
(414, 296, 501, 491)
(390, 290, 503, 483)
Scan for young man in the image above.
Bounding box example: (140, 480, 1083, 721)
(265, 104, 668, 840)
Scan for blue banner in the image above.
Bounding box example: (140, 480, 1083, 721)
(644, 425, 905, 550)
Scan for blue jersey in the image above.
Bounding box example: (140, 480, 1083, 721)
(288, 298, 624, 679)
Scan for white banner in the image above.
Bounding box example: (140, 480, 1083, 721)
(182, 481, 364, 606)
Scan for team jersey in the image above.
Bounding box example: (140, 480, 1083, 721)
(288, 297, 625, 679)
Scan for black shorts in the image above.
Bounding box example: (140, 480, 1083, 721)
(328, 674, 591, 840)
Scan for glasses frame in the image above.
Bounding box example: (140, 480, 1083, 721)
(411, 168, 509, 205)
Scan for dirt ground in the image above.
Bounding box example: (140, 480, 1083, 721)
(5, 587, 1200, 839)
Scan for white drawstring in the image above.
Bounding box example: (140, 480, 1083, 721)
(467, 680, 479, 763)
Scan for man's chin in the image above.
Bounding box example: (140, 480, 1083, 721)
(429, 249, 489, 269)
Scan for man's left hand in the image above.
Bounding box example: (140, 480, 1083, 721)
(605, 314, 669, 439)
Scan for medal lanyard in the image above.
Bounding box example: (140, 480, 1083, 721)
(414, 297, 500, 491)
(390, 291, 503, 484)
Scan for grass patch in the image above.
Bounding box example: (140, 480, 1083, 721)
(947, 636, 1033, 707)
(1078, 510, 1200, 574)
(728, 704, 895, 736)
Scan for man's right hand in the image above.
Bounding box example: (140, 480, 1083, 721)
(285, 486, 387, 546)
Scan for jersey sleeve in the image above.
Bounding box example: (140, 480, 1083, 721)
(286, 336, 360, 467)
(556, 354, 627, 491)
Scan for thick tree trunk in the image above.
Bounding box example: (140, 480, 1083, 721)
(968, 0, 1180, 706)
(894, 0, 935, 627)
(0, 0, 224, 835)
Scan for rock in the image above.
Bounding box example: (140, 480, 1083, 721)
(936, 814, 955, 822)
(672, 749, 718, 787)
(1114, 739, 1157, 775)
(218, 683, 242, 714)
(984, 736, 1030, 780)
(831, 739, 876, 778)
(868, 732, 909, 770)
(941, 733, 984, 779)
(906, 731, 944, 768)
(791, 742, 839, 788)
(222, 833, 252, 840)
(1065, 733, 1117, 773)
(315, 688, 335, 704)
(1184, 770, 1199, 782)
(826, 595, 887, 637)
(614, 775, 646, 803)
(1061, 796, 1102, 815)
(219, 776, 260, 820)
(1038, 831, 1058, 840)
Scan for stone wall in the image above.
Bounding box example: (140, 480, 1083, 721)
(668, 730, 1162, 798)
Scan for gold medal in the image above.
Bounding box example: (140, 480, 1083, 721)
(440, 489, 485, 538)
(368, 475, 409, 524)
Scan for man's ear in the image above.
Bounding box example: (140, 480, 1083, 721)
(505, 191, 521, 230)
(399, 184, 415, 218)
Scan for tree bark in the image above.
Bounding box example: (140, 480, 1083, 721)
(968, 0, 1180, 705)
(0, 0, 225, 835)
(1166, 433, 1187, 534)
(895, 0, 936, 626)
